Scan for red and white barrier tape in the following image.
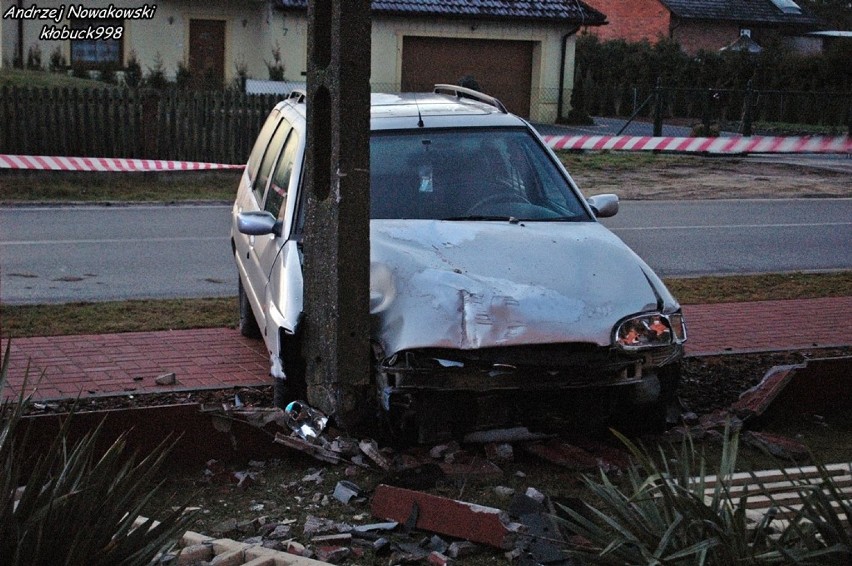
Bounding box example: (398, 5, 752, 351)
(0, 154, 244, 172)
(1, 135, 849, 171)
(543, 135, 852, 154)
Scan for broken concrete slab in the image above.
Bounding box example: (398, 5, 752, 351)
(359, 439, 392, 471)
(731, 365, 799, 422)
(275, 433, 342, 465)
(371, 484, 523, 549)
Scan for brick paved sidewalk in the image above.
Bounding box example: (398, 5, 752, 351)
(2, 297, 849, 402)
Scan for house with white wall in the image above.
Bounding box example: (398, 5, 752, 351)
(1, 0, 606, 122)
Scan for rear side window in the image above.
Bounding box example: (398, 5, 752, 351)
(265, 130, 300, 219)
(245, 110, 280, 182)
(252, 120, 291, 204)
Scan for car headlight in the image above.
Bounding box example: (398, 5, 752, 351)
(614, 312, 687, 351)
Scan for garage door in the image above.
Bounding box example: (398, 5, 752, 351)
(401, 36, 534, 118)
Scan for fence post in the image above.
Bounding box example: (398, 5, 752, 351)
(702, 88, 712, 133)
(653, 77, 663, 137)
(742, 80, 755, 137)
(141, 89, 159, 158)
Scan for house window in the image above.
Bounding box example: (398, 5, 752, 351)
(70, 19, 123, 68)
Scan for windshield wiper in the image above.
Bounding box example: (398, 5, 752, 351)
(529, 216, 584, 222)
(443, 215, 521, 223)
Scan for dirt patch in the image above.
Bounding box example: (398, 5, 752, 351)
(568, 157, 851, 200)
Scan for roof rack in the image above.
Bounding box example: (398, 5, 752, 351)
(286, 89, 306, 103)
(433, 84, 508, 114)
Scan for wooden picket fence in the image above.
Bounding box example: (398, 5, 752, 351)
(0, 86, 280, 164)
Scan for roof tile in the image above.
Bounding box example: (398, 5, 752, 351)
(276, 0, 607, 25)
(659, 0, 821, 26)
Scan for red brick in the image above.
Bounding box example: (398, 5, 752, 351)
(371, 484, 521, 549)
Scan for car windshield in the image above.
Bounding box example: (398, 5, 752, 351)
(369, 128, 591, 221)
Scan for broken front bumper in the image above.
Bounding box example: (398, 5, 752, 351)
(374, 343, 683, 441)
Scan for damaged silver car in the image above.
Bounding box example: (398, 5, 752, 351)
(232, 86, 686, 441)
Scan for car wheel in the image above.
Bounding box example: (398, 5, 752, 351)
(238, 278, 262, 339)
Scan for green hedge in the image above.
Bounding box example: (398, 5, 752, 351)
(572, 35, 851, 127)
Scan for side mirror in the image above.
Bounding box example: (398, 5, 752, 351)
(587, 193, 619, 218)
(237, 211, 282, 237)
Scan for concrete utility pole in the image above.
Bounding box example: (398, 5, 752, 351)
(301, 0, 372, 429)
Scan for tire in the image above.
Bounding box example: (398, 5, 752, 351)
(238, 278, 262, 339)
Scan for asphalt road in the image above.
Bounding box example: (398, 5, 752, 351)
(1, 199, 850, 304)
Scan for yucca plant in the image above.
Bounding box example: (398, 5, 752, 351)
(0, 342, 196, 565)
(556, 426, 851, 565)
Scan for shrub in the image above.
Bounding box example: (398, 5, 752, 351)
(0, 343, 195, 564)
(25, 45, 43, 71)
(265, 42, 285, 81)
(556, 428, 852, 565)
(124, 51, 143, 88)
(176, 61, 193, 90)
(145, 53, 169, 90)
(48, 47, 67, 73)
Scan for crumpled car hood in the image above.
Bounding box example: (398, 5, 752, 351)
(369, 220, 676, 356)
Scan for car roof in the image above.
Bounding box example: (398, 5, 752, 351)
(274, 89, 527, 131)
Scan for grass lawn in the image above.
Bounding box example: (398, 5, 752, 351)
(0, 68, 110, 89)
(0, 170, 241, 202)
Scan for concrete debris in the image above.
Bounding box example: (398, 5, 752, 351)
(391, 541, 431, 563)
(359, 439, 392, 471)
(352, 521, 398, 534)
(303, 514, 352, 537)
(275, 433, 342, 465)
(264, 524, 292, 540)
(494, 486, 516, 499)
(427, 534, 449, 553)
(155, 372, 177, 385)
(332, 480, 363, 504)
(328, 437, 361, 457)
(371, 484, 523, 549)
(302, 469, 325, 484)
(372, 537, 390, 554)
(232, 471, 256, 489)
(286, 540, 308, 556)
(429, 441, 460, 460)
(742, 431, 810, 460)
(525, 487, 546, 504)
